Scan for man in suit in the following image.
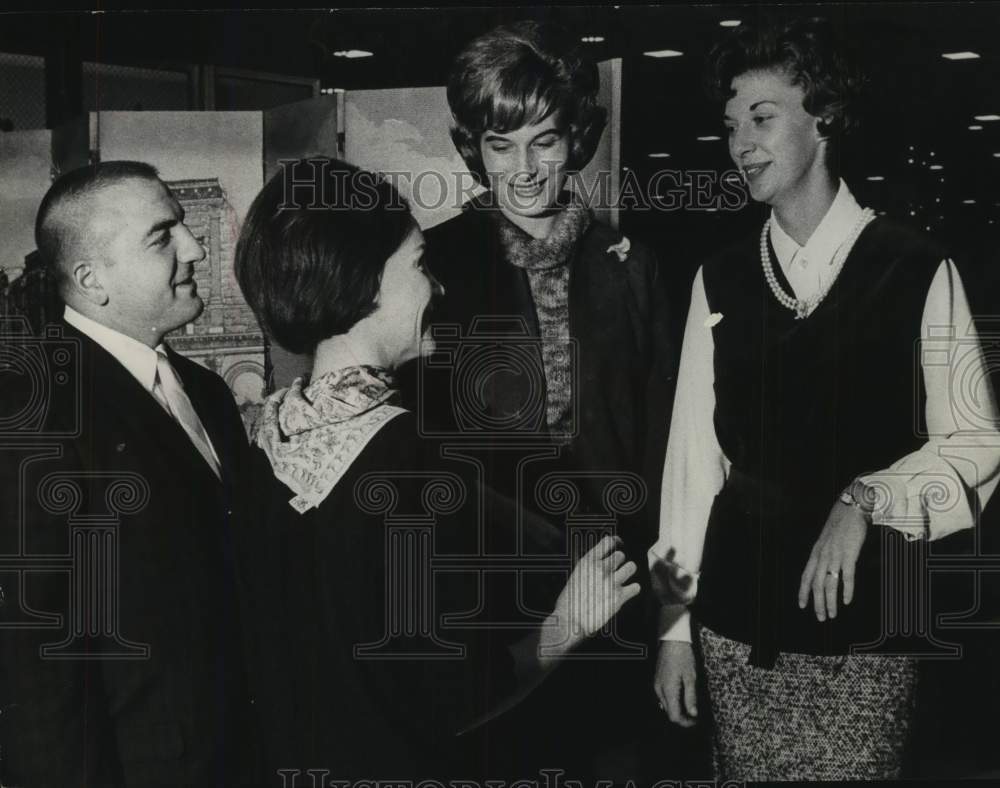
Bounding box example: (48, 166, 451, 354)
(0, 161, 256, 786)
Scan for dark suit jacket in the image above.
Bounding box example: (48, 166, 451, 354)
(0, 319, 256, 787)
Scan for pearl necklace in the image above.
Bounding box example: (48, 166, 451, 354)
(759, 207, 876, 319)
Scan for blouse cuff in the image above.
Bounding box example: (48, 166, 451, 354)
(858, 450, 974, 542)
(657, 605, 692, 643)
(649, 550, 697, 642)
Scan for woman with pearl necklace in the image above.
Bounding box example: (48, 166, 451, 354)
(649, 16, 1000, 782)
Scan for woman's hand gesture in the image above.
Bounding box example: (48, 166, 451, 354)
(540, 535, 640, 660)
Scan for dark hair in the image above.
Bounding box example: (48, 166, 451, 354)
(35, 160, 161, 290)
(447, 20, 607, 185)
(706, 17, 863, 168)
(234, 158, 413, 355)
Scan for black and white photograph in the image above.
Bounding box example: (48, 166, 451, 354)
(2, 3, 1000, 785)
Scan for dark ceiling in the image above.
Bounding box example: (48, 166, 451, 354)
(2, 4, 998, 189)
(3, 3, 1000, 320)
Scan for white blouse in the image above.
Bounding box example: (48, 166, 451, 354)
(648, 182, 1000, 642)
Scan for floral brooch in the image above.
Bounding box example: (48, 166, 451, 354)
(606, 236, 631, 262)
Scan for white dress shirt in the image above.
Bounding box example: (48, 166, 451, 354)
(648, 181, 1000, 642)
(63, 305, 222, 470)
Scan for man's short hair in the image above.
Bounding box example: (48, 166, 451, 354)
(34, 160, 161, 290)
(447, 20, 607, 186)
(234, 158, 413, 356)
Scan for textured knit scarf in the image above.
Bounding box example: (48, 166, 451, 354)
(490, 194, 591, 438)
(252, 365, 407, 513)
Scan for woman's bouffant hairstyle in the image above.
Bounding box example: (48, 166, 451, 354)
(707, 17, 864, 162)
(447, 20, 607, 185)
(234, 158, 412, 356)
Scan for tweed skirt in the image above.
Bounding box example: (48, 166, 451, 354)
(698, 624, 919, 781)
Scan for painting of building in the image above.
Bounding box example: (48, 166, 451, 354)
(165, 177, 269, 431)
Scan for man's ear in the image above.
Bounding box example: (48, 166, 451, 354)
(69, 260, 109, 306)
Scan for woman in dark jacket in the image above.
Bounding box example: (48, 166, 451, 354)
(233, 158, 641, 786)
(416, 19, 673, 553)
(403, 21, 674, 778)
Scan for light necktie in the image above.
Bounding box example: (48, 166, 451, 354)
(154, 348, 222, 480)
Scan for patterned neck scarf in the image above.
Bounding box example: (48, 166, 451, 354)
(252, 365, 407, 512)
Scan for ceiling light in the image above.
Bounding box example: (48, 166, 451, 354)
(581, 36, 605, 43)
(942, 51, 980, 60)
(644, 49, 684, 58)
(866, 176, 885, 182)
(970, 125, 984, 130)
(333, 87, 345, 94)
(720, 20, 741, 27)
(929, 164, 944, 170)
(963, 199, 977, 204)
(993, 152, 1000, 158)
(647, 152, 671, 158)
(333, 49, 373, 59)
(696, 135, 721, 141)
(974, 114, 1000, 121)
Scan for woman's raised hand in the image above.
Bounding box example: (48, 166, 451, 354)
(539, 535, 641, 660)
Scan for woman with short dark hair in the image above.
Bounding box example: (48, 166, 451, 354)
(650, 17, 1000, 781)
(704, 16, 861, 173)
(236, 160, 412, 355)
(233, 158, 641, 784)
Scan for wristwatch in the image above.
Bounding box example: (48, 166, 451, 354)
(839, 480, 875, 522)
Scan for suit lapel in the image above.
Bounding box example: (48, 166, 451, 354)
(566, 228, 628, 458)
(62, 322, 222, 488)
(440, 210, 539, 333)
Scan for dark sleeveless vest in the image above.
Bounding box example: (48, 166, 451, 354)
(694, 217, 946, 668)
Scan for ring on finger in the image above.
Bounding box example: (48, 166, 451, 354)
(826, 570, 840, 579)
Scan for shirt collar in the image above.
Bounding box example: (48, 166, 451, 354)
(63, 305, 162, 394)
(769, 179, 864, 274)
